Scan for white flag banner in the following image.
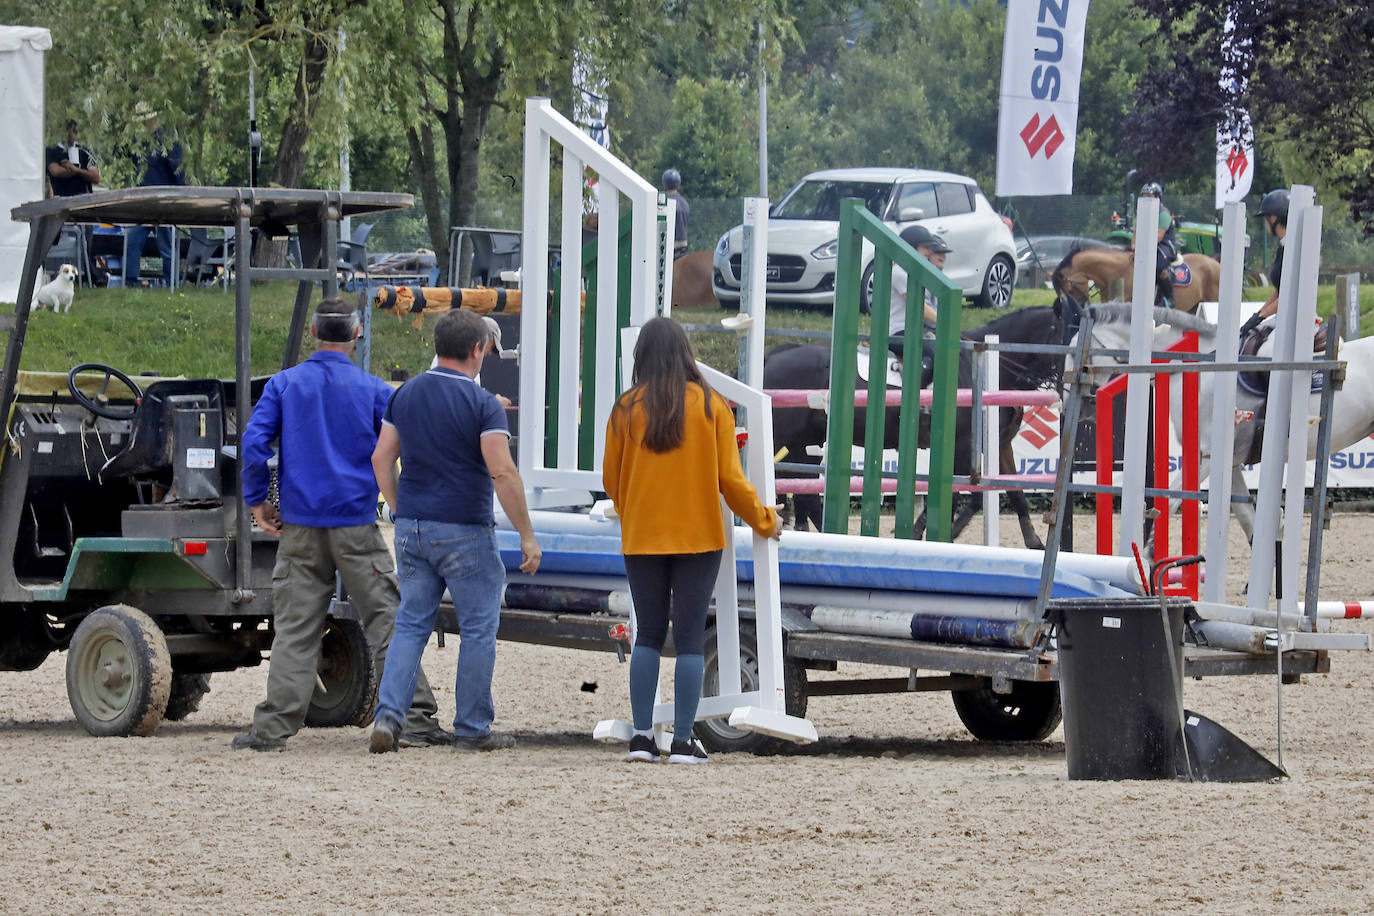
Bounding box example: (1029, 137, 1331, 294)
(1215, 10, 1255, 208)
(995, 0, 1091, 197)
(1215, 115, 1255, 208)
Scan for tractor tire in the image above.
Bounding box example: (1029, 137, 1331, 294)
(65, 605, 172, 737)
(163, 672, 212, 722)
(951, 678, 1061, 742)
(697, 622, 808, 755)
(303, 617, 376, 728)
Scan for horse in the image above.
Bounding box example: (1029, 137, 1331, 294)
(1078, 302, 1373, 548)
(1052, 242, 1221, 315)
(672, 251, 718, 308)
(763, 306, 1070, 548)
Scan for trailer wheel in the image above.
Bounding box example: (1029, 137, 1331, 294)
(952, 679, 1061, 742)
(163, 672, 212, 721)
(65, 605, 172, 737)
(303, 618, 375, 728)
(697, 622, 808, 754)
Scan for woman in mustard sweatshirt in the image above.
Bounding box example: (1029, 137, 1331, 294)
(603, 317, 783, 764)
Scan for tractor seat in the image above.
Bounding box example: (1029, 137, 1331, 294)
(99, 379, 226, 480)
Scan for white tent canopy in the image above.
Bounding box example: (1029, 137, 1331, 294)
(0, 25, 50, 305)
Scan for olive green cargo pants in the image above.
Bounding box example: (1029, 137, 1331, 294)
(251, 522, 440, 742)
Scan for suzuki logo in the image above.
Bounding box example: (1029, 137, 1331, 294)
(1019, 405, 1060, 448)
(1226, 143, 1249, 180)
(1020, 113, 1065, 159)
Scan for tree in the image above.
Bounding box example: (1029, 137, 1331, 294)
(1128, 1, 1374, 234)
(653, 77, 756, 200)
(363, 0, 793, 285)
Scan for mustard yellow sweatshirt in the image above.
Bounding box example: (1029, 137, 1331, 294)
(603, 383, 778, 555)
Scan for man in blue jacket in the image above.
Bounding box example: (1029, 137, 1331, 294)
(232, 299, 449, 751)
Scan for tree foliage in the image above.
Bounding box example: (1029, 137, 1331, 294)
(1128, 0, 1374, 233)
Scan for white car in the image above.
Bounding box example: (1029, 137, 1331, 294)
(711, 167, 1018, 311)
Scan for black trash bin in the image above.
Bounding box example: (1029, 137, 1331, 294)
(1049, 597, 1189, 780)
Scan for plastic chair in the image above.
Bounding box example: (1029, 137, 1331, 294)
(44, 225, 89, 284)
(183, 228, 234, 290)
(337, 222, 373, 290)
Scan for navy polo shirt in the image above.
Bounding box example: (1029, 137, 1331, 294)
(384, 367, 509, 525)
(240, 350, 394, 527)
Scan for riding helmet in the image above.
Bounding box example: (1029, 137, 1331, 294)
(899, 224, 952, 254)
(661, 168, 682, 190)
(1139, 181, 1163, 198)
(1258, 188, 1290, 222)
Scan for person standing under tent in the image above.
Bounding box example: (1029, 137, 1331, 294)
(602, 316, 783, 765)
(232, 298, 452, 752)
(662, 168, 690, 259)
(46, 119, 100, 197)
(369, 308, 541, 754)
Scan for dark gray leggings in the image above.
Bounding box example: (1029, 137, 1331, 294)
(623, 550, 723, 655)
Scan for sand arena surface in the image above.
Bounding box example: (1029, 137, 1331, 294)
(0, 513, 1371, 913)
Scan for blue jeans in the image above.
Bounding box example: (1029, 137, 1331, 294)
(375, 519, 505, 738)
(124, 225, 173, 284)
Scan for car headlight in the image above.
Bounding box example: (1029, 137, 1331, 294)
(811, 239, 839, 260)
(716, 234, 731, 254)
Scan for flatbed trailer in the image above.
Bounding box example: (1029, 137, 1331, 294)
(439, 601, 1328, 753)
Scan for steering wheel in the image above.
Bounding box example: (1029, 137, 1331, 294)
(67, 363, 143, 420)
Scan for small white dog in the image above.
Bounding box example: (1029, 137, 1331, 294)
(33, 264, 78, 313)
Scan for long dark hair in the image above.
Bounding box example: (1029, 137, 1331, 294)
(611, 316, 713, 453)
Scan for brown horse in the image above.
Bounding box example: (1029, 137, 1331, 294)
(671, 251, 718, 308)
(1051, 244, 1221, 314)
(582, 215, 717, 308)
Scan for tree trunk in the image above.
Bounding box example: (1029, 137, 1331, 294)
(259, 29, 334, 268)
(407, 123, 448, 284)
(448, 101, 489, 288)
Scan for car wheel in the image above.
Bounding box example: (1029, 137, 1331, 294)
(858, 262, 875, 316)
(976, 254, 1015, 309)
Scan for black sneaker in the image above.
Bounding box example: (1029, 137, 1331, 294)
(452, 731, 516, 753)
(398, 725, 454, 748)
(625, 734, 660, 763)
(369, 717, 401, 754)
(667, 738, 710, 765)
(230, 731, 285, 752)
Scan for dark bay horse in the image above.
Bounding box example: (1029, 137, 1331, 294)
(1051, 242, 1221, 314)
(764, 306, 1069, 547)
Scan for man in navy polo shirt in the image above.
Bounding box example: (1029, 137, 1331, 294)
(232, 298, 449, 751)
(369, 308, 541, 754)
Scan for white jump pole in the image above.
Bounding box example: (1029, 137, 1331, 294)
(1119, 196, 1160, 553)
(1246, 185, 1315, 605)
(1280, 198, 1322, 619)
(1203, 202, 1247, 604)
(983, 336, 1001, 547)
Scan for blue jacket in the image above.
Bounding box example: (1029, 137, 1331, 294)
(241, 351, 394, 527)
(134, 128, 184, 186)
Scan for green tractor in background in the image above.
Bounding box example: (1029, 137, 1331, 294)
(1105, 169, 1247, 259)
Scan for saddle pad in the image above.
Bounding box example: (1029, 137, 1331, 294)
(855, 346, 904, 388)
(1169, 261, 1193, 287)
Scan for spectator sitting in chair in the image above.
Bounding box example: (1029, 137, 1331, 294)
(124, 101, 185, 288)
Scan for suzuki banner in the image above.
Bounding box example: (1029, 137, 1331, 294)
(1215, 10, 1255, 208)
(995, 0, 1091, 198)
(1215, 116, 1255, 209)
